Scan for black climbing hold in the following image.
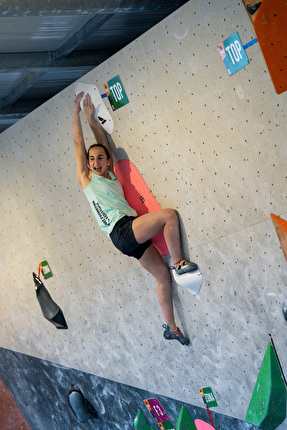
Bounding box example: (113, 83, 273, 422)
(247, 2, 262, 15)
(33, 272, 68, 329)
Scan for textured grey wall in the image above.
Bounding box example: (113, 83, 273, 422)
(0, 0, 286, 428)
(0, 347, 260, 429)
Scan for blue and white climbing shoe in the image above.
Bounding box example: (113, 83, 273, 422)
(162, 324, 190, 346)
(175, 259, 198, 275)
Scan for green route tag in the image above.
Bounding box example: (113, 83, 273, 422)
(40, 260, 53, 279)
(103, 75, 129, 111)
(199, 387, 218, 408)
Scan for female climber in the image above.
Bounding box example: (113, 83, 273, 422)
(73, 92, 198, 345)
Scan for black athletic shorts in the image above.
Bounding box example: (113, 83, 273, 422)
(109, 215, 152, 260)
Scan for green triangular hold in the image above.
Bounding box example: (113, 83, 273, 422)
(246, 342, 287, 430)
(176, 406, 197, 430)
(134, 410, 154, 430)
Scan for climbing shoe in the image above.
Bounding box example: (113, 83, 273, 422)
(162, 324, 190, 346)
(175, 259, 198, 275)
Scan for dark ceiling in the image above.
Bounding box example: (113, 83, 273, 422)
(0, 1, 188, 133)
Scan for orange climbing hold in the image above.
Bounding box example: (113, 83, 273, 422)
(0, 378, 31, 430)
(253, 0, 287, 94)
(270, 213, 287, 262)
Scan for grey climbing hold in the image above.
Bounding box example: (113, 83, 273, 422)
(282, 296, 287, 322)
(67, 388, 98, 423)
(33, 272, 68, 329)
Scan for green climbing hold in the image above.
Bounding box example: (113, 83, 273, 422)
(246, 342, 286, 430)
(176, 406, 196, 430)
(134, 410, 154, 430)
